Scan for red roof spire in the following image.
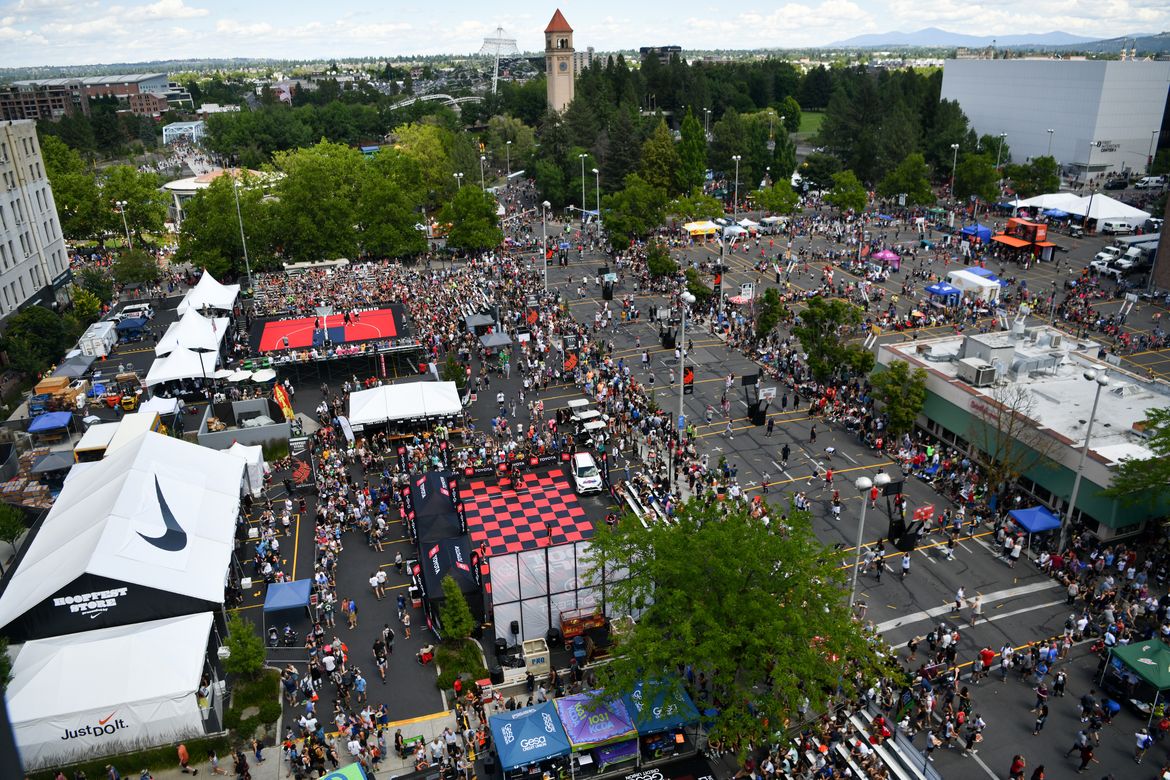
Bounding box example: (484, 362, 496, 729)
(544, 9, 573, 33)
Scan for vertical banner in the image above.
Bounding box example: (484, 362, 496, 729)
(439, 439, 451, 470)
(470, 550, 482, 587)
(456, 498, 468, 535)
(446, 473, 459, 503)
(396, 444, 408, 473)
(272, 384, 296, 421)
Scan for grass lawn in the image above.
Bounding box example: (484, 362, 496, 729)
(798, 111, 825, 136)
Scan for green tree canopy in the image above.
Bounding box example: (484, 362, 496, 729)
(825, 169, 868, 213)
(0, 503, 27, 576)
(177, 173, 274, 279)
(676, 108, 707, 194)
(76, 267, 114, 305)
(100, 165, 168, 239)
(755, 287, 785, 337)
(273, 141, 366, 261)
(586, 498, 883, 747)
(41, 135, 112, 241)
(223, 614, 266, 680)
(1103, 408, 1170, 506)
(669, 188, 724, 222)
(485, 115, 536, 172)
(639, 119, 681, 195)
(70, 287, 102, 326)
(110, 248, 161, 286)
(600, 173, 667, 247)
(0, 306, 74, 375)
(953, 152, 1000, 205)
(798, 152, 841, 191)
(646, 241, 678, 278)
(438, 574, 477, 642)
(439, 186, 503, 252)
(876, 152, 935, 206)
(869, 360, 928, 437)
(1003, 155, 1060, 199)
(753, 183, 800, 215)
(792, 297, 873, 381)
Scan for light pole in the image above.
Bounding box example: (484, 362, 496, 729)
(1057, 370, 1110, 553)
(949, 143, 960, 197)
(578, 153, 587, 225)
(114, 200, 132, 249)
(703, 108, 711, 139)
(731, 154, 742, 222)
(995, 132, 1008, 171)
(506, 140, 512, 178)
(541, 200, 550, 293)
(454, 172, 464, 190)
(591, 167, 600, 234)
(1046, 128, 1055, 157)
(231, 178, 252, 291)
(479, 155, 486, 190)
(850, 472, 891, 609)
(1149, 130, 1160, 174)
(1050, 280, 1059, 327)
(676, 291, 696, 495)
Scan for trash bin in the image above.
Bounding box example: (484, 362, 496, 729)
(408, 586, 422, 609)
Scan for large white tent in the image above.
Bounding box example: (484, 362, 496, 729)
(8, 612, 214, 770)
(348, 381, 463, 426)
(155, 310, 229, 357)
(1014, 192, 1087, 212)
(144, 347, 219, 387)
(1075, 193, 1151, 226)
(945, 269, 1001, 303)
(176, 272, 240, 316)
(227, 442, 268, 497)
(0, 432, 244, 641)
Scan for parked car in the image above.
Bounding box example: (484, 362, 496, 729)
(1103, 177, 1129, 190)
(115, 302, 154, 322)
(570, 452, 603, 494)
(1100, 220, 1134, 235)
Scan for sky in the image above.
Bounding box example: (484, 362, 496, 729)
(0, 0, 1166, 68)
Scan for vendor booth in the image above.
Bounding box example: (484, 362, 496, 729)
(490, 701, 572, 778)
(0, 432, 244, 642)
(556, 692, 640, 773)
(959, 224, 992, 244)
(1008, 505, 1061, 549)
(155, 310, 230, 357)
(925, 282, 962, 305)
(348, 381, 463, 427)
(944, 269, 1001, 303)
(622, 682, 702, 764)
(144, 346, 220, 387)
(7, 612, 218, 770)
(263, 579, 314, 641)
(1100, 640, 1170, 723)
(681, 221, 718, 237)
(27, 411, 73, 442)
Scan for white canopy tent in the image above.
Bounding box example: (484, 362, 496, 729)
(8, 612, 214, 770)
(227, 442, 268, 497)
(681, 220, 719, 236)
(144, 347, 219, 387)
(0, 432, 244, 641)
(1074, 193, 1151, 226)
(1013, 192, 1087, 213)
(137, 396, 181, 416)
(154, 311, 229, 357)
(348, 381, 463, 426)
(176, 272, 240, 316)
(737, 218, 759, 228)
(945, 269, 1001, 303)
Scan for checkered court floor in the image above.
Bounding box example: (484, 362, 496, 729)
(463, 470, 594, 556)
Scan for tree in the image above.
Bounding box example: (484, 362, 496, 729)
(0, 503, 27, 576)
(1152, 148, 1170, 176)
(798, 152, 841, 191)
(70, 287, 102, 325)
(223, 613, 267, 681)
(111, 248, 161, 286)
(685, 267, 713, 305)
(1103, 408, 1170, 506)
(953, 152, 999, 205)
(967, 383, 1057, 500)
(677, 108, 707, 194)
(779, 95, 802, 133)
(825, 170, 868, 214)
(440, 352, 468, 389)
(600, 173, 667, 247)
(76, 267, 114, 304)
(791, 297, 873, 382)
(646, 241, 678, 278)
(0, 305, 73, 375)
(869, 360, 927, 437)
(439, 186, 503, 252)
(877, 152, 935, 206)
(669, 188, 724, 222)
(585, 498, 884, 747)
(1003, 156, 1060, 199)
(273, 141, 366, 261)
(438, 574, 477, 642)
(177, 173, 273, 279)
(755, 287, 784, 337)
(40, 135, 112, 240)
(485, 115, 536, 171)
(100, 165, 168, 239)
(753, 183, 800, 215)
(356, 154, 428, 259)
(639, 119, 681, 194)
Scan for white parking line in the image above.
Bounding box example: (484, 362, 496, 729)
(874, 581, 1061, 632)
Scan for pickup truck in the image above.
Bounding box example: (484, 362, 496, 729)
(1089, 259, 1124, 280)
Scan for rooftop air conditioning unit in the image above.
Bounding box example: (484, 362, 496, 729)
(1049, 333, 1062, 348)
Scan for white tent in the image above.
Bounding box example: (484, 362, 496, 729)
(137, 396, 181, 416)
(1014, 192, 1086, 213)
(348, 381, 463, 426)
(945, 269, 1001, 303)
(144, 347, 219, 387)
(105, 411, 160, 457)
(0, 432, 244, 641)
(176, 272, 240, 316)
(1074, 193, 1150, 226)
(155, 311, 229, 357)
(737, 218, 760, 228)
(8, 612, 214, 770)
(227, 442, 268, 497)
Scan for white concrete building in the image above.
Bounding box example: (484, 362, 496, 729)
(940, 59, 1170, 180)
(0, 120, 70, 318)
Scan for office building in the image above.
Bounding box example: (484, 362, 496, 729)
(639, 45, 683, 65)
(0, 74, 192, 120)
(0, 121, 71, 318)
(940, 59, 1170, 179)
(572, 47, 595, 75)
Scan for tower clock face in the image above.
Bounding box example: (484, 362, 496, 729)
(559, 61, 568, 72)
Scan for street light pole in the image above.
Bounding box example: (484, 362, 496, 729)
(703, 108, 711, 140)
(541, 200, 550, 293)
(114, 200, 132, 249)
(1057, 370, 1110, 553)
(949, 143, 960, 198)
(1046, 128, 1055, 157)
(480, 155, 486, 190)
(231, 179, 252, 291)
(995, 132, 1007, 171)
(591, 167, 600, 234)
(732, 154, 742, 223)
(454, 172, 464, 189)
(1051, 280, 1059, 327)
(506, 140, 512, 178)
(578, 153, 587, 226)
(850, 472, 891, 609)
(676, 291, 696, 496)
(1149, 130, 1161, 174)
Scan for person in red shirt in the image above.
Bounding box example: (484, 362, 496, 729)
(1009, 754, 1026, 780)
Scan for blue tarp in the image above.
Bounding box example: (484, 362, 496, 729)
(263, 579, 312, 612)
(28, 411, 72, 433)
(115, 316, 148, 332)
(1009, 506, 1061, 534)
(925, 283, 961, 299)
(963, 267, 1008, 286)
(959, 224, 992, 243)
(490, 701, 572, 770)
(621, 681, 701, 735)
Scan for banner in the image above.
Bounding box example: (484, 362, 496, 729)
(683, 366, 695, 395)
(396, 444, 408, 473)
(272, 384, 296, 421)
(446, 473, 460, 503)
(712, 267, 723, 301)
(439, 439, 451, 470)
(456, 498, 468, 535)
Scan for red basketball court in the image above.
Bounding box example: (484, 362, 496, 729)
(257, 308, 400, 352)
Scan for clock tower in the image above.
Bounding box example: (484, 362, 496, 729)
(544, 9, 574, 113)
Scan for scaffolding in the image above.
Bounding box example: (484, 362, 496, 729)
(478, 26, 520, 95)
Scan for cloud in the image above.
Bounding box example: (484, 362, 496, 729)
(0, 22, 45, 43)
(214, 18, 273, 37)
(139, 0, 207, 20)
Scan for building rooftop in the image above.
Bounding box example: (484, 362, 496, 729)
(545, 9, 572, 33)
(886, 327, 1168, 466)
(12, 73, 165, 88)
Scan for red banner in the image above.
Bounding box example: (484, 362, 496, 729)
(272, 384, 295, 421)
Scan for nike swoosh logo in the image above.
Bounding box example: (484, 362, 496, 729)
(98, 711, 116, 725)
(138, 476, 188, 552)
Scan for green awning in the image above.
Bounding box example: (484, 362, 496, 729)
(1111, 640, 1170, 690)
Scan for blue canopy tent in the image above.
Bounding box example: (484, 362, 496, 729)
(27, 411, 72, 436)
(621, 680, 701, 761)
(959, 224, 992, 243)
(1009, 505, 1062, 550)
(263, 579, 313, 638)
(925, 282, 961, 303)
(490, 701, 572, 773)
(115, 316, 148, 340)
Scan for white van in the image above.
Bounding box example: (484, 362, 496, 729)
(116, 302, 155, 321)
(1135, 176, 1166, 190)
(1100, 220, 1133, 235)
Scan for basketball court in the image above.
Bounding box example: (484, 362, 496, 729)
(254, 305, 407, 353)
(462, 469, 594, 556)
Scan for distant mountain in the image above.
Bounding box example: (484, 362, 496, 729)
(826, 27, 1102, 48)
(1047, 31, 1170, 54)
